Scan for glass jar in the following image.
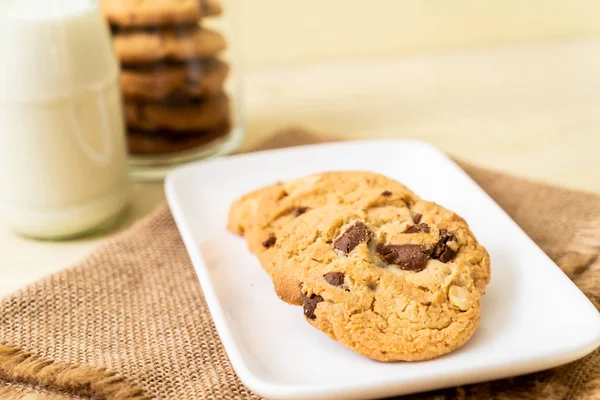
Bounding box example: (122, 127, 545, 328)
(102, 0, 244, 180)
(0, 0, 130, 239)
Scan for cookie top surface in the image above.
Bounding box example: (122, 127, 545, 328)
(227, 183, 283, 236)
(270, 202, 490, 361)
(102, 0, 222, 28)
(120, 58, 229, 101)
(243, 172, 417, 255)
(113, 27, 226, 65)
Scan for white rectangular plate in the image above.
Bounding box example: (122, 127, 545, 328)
(165, 140, 600, 400)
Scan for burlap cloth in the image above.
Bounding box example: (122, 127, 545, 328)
(1, 131, 599, 400)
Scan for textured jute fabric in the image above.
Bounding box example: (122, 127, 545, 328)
(0, 131, 599, 399)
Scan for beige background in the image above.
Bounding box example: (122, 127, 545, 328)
(2, 2, 600, 296)
(237, 0, 600, 68)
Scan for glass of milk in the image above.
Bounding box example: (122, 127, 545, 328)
(0, 0, 130, 239)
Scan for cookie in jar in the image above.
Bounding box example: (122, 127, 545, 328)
(102, 0, 243, 180)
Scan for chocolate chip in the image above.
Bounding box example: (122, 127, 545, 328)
(438, 247, 457, 263)
(431, 234, 447, 259)
(403, 223, 431, 234)
(431, 229, 458, 263)
(381, 190, 392, 197)
(412, 213, 423, 224)
(302, 293, 324, 320)
(323, 272, 345, 286)
(333, 222, 373, 254)
(262, 235, 276, 248)
(376, 244, 429, 271)
(421, 301, 432, 306)
(186, 77, 201, 86)
(403, 225, 418, 233)
(295, 207, 309, 217)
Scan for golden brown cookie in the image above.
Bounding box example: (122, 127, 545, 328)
(120, 58, 229, 101)
(259, 187, 418, 305)
(228, 172, 421, 305)
(270, 203, 490, 361)
(102, 0, 222, 28)
(229, 172, 416, 255)
(127, 119, 230, 154)
(114, 27, 226, 65)
(124, 93, 229, 132)
(247, 172, 416, 255)
(227, 184, 284, 236)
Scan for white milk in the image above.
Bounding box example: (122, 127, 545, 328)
(0, 0, 130, 239)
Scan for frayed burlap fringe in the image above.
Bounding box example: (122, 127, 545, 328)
(0, 385, 66, 400)
(0, 345, 147, 400)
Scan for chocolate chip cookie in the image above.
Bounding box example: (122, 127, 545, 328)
(235, 172, 416, 254)
(228, 172, 421, 304)
(102, 0, 222, 28)
(228, 172, 416, 255)
(124, 93, 229, 132)
(227, 184, 285, 236)
(127, 119, 230, 154)
(114, 27, 226, 65)
(120, 58, 229, 101)
(270, 203, 490, 361)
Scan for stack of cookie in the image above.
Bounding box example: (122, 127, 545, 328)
(102, 0, 230, 154)
(228, 172, 491, 362)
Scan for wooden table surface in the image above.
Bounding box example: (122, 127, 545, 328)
(2, 38, 600, 297)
